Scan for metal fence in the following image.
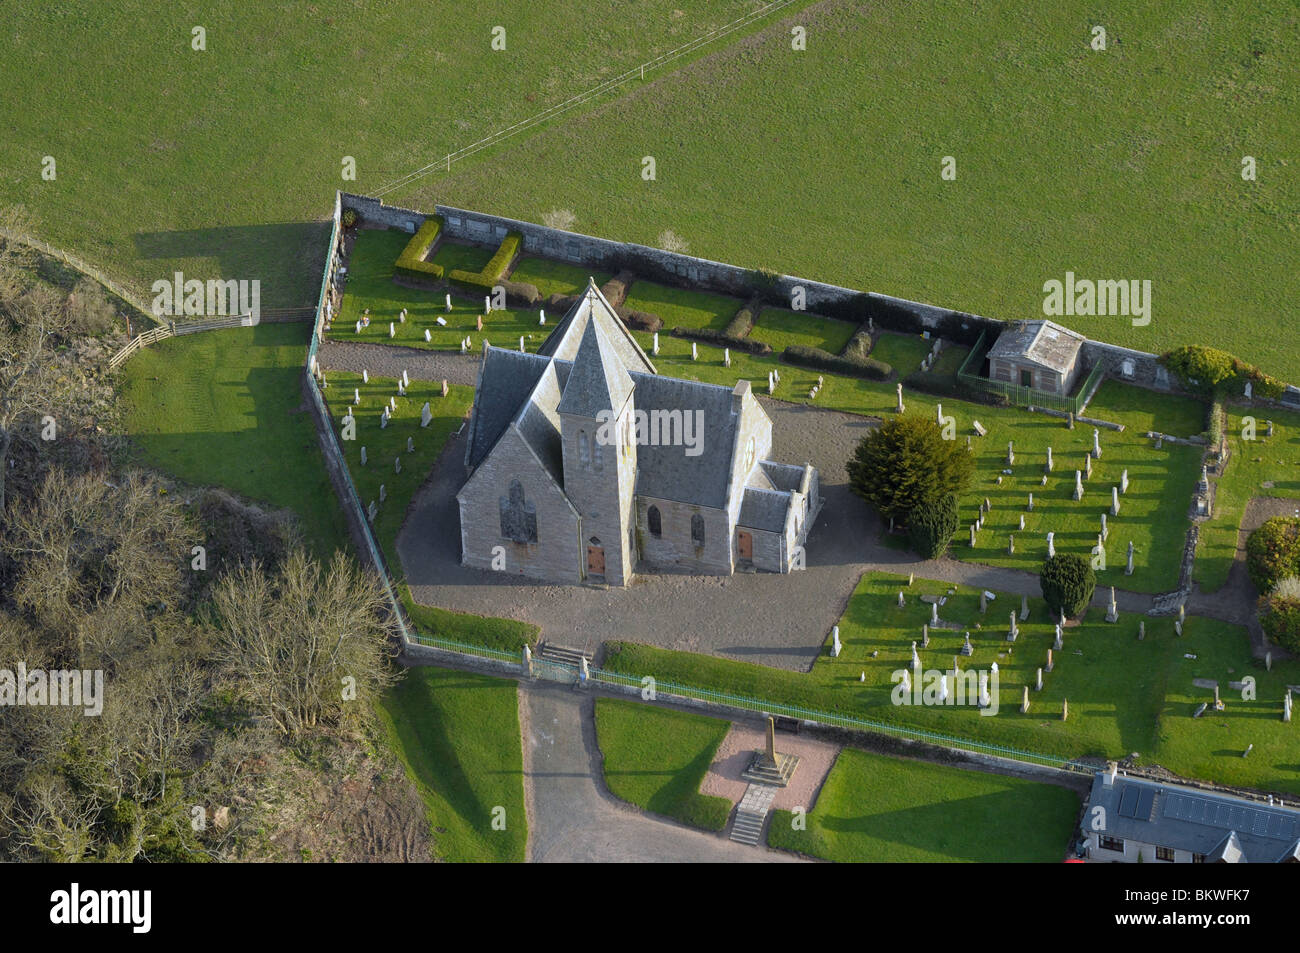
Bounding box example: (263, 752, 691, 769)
(957, 330, 1105, 415)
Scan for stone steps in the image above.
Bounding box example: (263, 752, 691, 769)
(729, 783, 777, 846)
(536, 641, 591, 668)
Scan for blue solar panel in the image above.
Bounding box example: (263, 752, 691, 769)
(1162, 792, 1299, 841)
(1118, 786, 1140, 818)
(1135, 788, 1156, 821)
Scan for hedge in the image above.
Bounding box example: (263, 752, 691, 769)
(782, 344, 890, 380)
(723, 299, 759, 339)
(672, 326, 772, 355)
(1245, 517, 1300, 594)
(601, 270, 635, 308)
(1260, 592, 1300, 655)
(1160, 345, 1287, 400)
(840, 327, 874, 361)
(446, 231, 523, 293)
(619, 309, 662, 333)
(394, 217, 445, 280)
(499, 280, 541, 308)
(545, 292, 579, 314)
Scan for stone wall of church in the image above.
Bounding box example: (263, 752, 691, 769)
(458, 428, 581, 583)
(747, 526, 785, 573)
(636, 497, 733, 575)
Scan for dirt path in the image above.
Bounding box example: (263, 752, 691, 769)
(317, 339, 481, 387)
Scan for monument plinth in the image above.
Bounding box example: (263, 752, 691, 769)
(742, 716, 800, 787)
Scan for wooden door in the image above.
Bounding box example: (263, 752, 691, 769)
(737, 530, 753, 560)
(587, 544, 605, 575)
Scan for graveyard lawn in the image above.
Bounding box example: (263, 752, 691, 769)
(1195, 407, 1300, 593)
(321, 371, 535, 651)
(118, 322, 350, 557)
(594, 698, 733, 832)
(622, 281, 744, 333)
(602, 571, 1300, 795)
(378, 667, 527, 862)
(768, 748, 1081, 862)
(748, 307, 857, 355)
(508, 256, 612, 299)
(326, 227, 548, 352)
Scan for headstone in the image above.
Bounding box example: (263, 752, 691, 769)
(1045, 447, 1053, 473)
(911, 642, 920, 672)
(435, 315, 447, 327)
(1007, 441, 1015, 466)
(1266, 420, 1274, 438)
(1285, 689, 1292, 723)
(1154, 433, 1162, 449)
(1062, 698, 1069, 721)
(1046, 648, 1054, 672)
(1046, 531, 1055, 558)
(1074, 470, 1084, 501)
(355, 320, 362, 334)
(1138, 620, 1145, 640)
(420, 402, 432, 427)
(362, 369, 369, 384)
(652, 332, 660, 355)
(724, 348, 731, 368)
(1106, 587, 1118, 623)
(979, 590, 987, 613)
(1008, 533, 1015, 555)
(1111, 486, 1120, 516)
(936, 403, 943, 426)
(1041, 474, 1048, 486)
(961, 633, 974, 656)
(767, 371, 775, 395)
(1021, 685, 1030, 713)
(354, 387, 361, 405)
(484, 295, 491, 314)
(1092, 428, 1102, 459)
(970, 524, 977, 547)
(539, 312, 546, 326)
(1008, 611, 1018, 642)
(831, 626, 841, 657)
(931, 603, 939, 625)
(1175, 620, 1183, 637)
(1067, 412, 1075, 430)
(394, 456, 402, 474)
(1245, 381, 1252, 399)
(520, 336, 526, 352)
(973, 421, 987, 437)
(441, 379, 449, 398)
(476, 315, 483, 332)
(691, 342, 698, 361)
(1178, 603, 1185, 625)
(379, 484, 387, 502)
(1193, 702, 1207, 719)
(978, 672, 990, 708)
(1054, 624, 1063, 650)
(426, 329, 433, 342)
(1100, 512, 1108, 541)
(389, 322, 395, 338)
(921, 624, 930, 649)
(445, 293, 452, 312)
(908, 573, 914, 586)
(1084, 455, 1093, 480)
(399, 309, 407, 323)
(1036, 668, 1043, 692)
(898, 591, 906, 608)
(367, 501, 377, 521)
(407, 436, 415, 453)
(1266, 651, 1272, 672)
(398, 381, 406, 397)
(896, 382, 904, 413)
(938, 674, 948, 703)
(1018, 514, 1025, 531)
(1120, 469, 1129, 494)
(360, 446, 367, 465)
(1027, 492, 1034, 512)
(459, 336, 466, 352)
(1126, 541, 1134, 576)
(390, 395, 397, 411)
(1020, 594, 1029, 620)
(900, 669, 911, 693)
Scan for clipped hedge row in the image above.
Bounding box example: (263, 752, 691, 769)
(840, 327, 874, 362)
(724, 299, 759, 339)
(601, 270, 635, 309)
(394, 217, 445, 281)
(782, 344, 890, 380)
(672, 326, 772, 355)
(618, 308, 662, 333)
(447, 231, 523, 293)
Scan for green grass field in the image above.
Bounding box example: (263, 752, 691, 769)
(768, 748, 1081, 862)
(594, 698, 733, 831)
(401, 0, 1299, 379)
(1195, 408, 1300, 593)
(509, 256, 612, 299)
(623, 281, 743, 332)
(2, 2, 765, 310)
(118, 323, 350, 556)
(603, 571, 1300, 795)
(749, 307, 857, 354)
(378, 667, 527, 862)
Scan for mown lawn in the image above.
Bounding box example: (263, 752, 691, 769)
(1196, 407, 1300, 593)
(602, 571, 1300, 795)
(379, 667, 527, 862)
(623, 280, 744, 332)
(768, 748, 1081, 862)
(118, 323, 350, 556)
(594, 698, 733, 831)
(749, 307, 857, 354)
(408, 0, 1300, 379)
(509, 256, 611, 299)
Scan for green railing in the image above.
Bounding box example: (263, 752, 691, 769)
(956, 329, 1105, 415)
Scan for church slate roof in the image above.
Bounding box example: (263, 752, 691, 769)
(627, 373, 738, 510)
(738, 487, 792, 533)
(555, 316, 634, 419)
(463, 347, 551, 470)
(538, 279, 654, 374)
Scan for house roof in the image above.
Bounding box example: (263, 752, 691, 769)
(987, 320, 1084, 373)
(1087, 772, 1300, 862)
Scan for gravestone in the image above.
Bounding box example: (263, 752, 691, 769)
(724, 348, 730, 368)
(1067, 412, 1075, 430)
(1120, 469, 1129, 494)
(1175, 620, 1183, 636)
(979, 591, 987, 613)
(441, 379, 449, 398)
(1084, 455, 1093, 479)
(921, 624, 930, 649)
(445, 293, 452, 312)
(389, 322, 395, 338)
(484, 295, 491, 314)
(1138, 620, 1145, 640)
(1106, 587, 1118, 623)
(931, 603, 939, 625)
(908, 573, 915, 586)
(973, 420, 987, 437)
(520, 336, 526, 352)
(831, 626, 841, 657)
(1018, 514, 1025, 531)
(379, 484, 387, 502)
(1020, 594, 1030, 620)
(1045, 446, 1053, 473)
(1092, 428, 1102, 459)
(1126, 541, 1134, 576)
(459, 337, 466, 352)
(1266, 420, 1274, 438)
(1178, 603, 1186, 625)
(898, 591, 906, 608)
(421, 402, 432, 427)
(1111, 486, 1120, 516)
(912, 643, 921, 672)
(653, 332, 660, 356)
(1046, 531, 1055, 558)
(1046, 648, 1054, 672)
(1007, 442, 1014, 466)
(691, 342, 698, 361)
(900, 669, 911, 693)
(394, 457, 401, 474)
(1008, 534, 1015, 555)
(360, 446, 367, 465)
(961, 633, 974, 656)
(1054, 624, 1064, 650)
(767, 371, 775, 395)
(978, 672, 990, 708)
(970, 524, 977, 547)
(1062, 698, 1069, 721)
(476, 315, 483, 332)
(435, 316, 447, 327)
(354, 388, 360, 405)
(539, 312, 546, 326)
(367, 501, 377, 521)
(1027, 492, 1034, 512)
(363, 369, 369, 384)
(936, 403, 943, 426)
(1036, 668, 1043, 691)
(1008, 611, 1018, 642)
(1100, 513, 1108, 541)
(1266, 651, 1272, 672)
(1074, 470, 1084, 501)
(1285, 689, 1292, 723)
(426, 329, 433, 342)
(407, 436, 414, 453)
(1021, 686, 1030, 713)
(896, 383, 904, 413)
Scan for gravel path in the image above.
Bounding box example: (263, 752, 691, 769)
(317, 339, 481, 388)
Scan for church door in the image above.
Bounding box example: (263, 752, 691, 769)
(737, 530, 753, 560)
(587, 543, 605, 576)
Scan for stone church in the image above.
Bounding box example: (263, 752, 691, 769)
(455, 280, 820, 585)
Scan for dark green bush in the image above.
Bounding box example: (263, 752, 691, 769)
(1160, 345, 1286, 400)
(601, 270, 635, 308)
(1259, 587, 1300, 654)
(724, 300, 759, 339)
(907, 493, 959, 559)
(545, 292, 579, 314)
(341, 208, 358, 228)
(783, 344, 890, 380)
(839, 327, 873, 362)
(394, 217, 444, 280)
(1040, 554, 1096, 620)
(619, 309, 662, 333)
(847, 415, 975, 522)
(1245, 517, 1300, 593)
(500, 279, 540, 307)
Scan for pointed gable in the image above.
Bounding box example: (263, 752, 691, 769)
(555, 314, 634, 419)
(539, 278, 655, 374)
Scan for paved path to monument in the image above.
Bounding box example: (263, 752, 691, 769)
(519, 682, 801, 863)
